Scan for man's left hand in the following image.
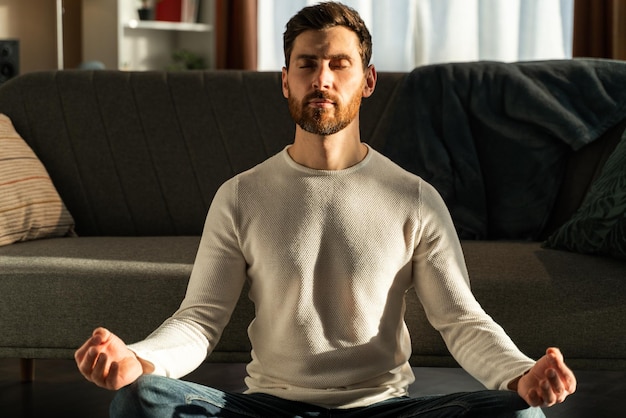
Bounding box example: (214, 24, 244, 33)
(514, 347, 577, 407)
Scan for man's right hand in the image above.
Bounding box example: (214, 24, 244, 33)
(75, 327, 153, 390)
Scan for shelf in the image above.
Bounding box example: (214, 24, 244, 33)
(83, 0, 215, 71)
(125, 19, 212, 32)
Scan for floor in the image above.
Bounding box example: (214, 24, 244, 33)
(0, 358, 623, 417)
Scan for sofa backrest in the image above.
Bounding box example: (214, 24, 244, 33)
(1, 62, 625, 240)
(0, 71, 287, 236)
(0, 70, 405, 237)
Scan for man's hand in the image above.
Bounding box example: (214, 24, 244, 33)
(74, 327, 153, 390)
(512, 347, 577, 407)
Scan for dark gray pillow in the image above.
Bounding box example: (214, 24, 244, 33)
(544, 131, 626, 260)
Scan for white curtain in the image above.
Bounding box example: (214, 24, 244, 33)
(257, 0, 574, 71)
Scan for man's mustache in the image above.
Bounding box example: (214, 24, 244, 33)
(304, 91, 338, 103)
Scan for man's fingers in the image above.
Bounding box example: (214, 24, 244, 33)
(541, 379, 557, 406)
(75, 329, 104, 363)
(563, 372, 577, 394)
(75, 327, 110, 365)
(91, 352, 115, 389)
(546, 347, 563, 362)
(546, 369, 563, 394)
(542, 367, 574, 406)
(74, 343, 90, 364)
(547, 347, 572, 378)
(76, 345, 100, 381)
(519, 347, 577, 408)
(92, 327, 111, 343)
(74, 327, 140, 390)
(106, 361, 121, 390)
(93, 351, 109, 376)
(526, 388, 543, 407)
(547, 347, 577, 395)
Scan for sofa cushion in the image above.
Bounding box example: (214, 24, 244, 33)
(458, 241, 626, 370)
(0, 114, 74, 246)
(0, 236, 200, 358)
(544, 129, 626, 260)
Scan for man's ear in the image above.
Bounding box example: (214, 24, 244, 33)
(281, 67, 289, 99)
(362, 64, 377, 98)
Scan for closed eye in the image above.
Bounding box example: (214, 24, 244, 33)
(294, 55, 318, 69)
(330, 59, 351, 69)
(294, 55, 353, 70)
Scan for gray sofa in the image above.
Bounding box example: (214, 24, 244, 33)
(0, 59, 625, 387)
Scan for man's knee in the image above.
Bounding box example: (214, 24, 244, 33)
(110, 375, 164, 418)
(514, 406, 546, 418)
(462, 390, 546, 418)
(110, 375, 233, 418)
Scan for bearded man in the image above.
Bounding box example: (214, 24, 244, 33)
(75, 2, 576, 417)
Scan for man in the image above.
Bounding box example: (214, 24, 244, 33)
(75, 2, 576, 417)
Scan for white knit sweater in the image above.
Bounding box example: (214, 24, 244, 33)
(129, 145, 535, 408)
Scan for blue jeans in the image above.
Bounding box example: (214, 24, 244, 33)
(110, 375, 546, 418)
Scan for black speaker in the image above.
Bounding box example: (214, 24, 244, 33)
(0, 40, 19, 86)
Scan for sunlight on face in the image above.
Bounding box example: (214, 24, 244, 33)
(283, 27, 368, 136)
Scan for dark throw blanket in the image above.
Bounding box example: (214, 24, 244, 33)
(382, 59, 626, 240)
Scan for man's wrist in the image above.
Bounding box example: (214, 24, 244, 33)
(128, 348, 155, 375)
(137, 356, 155, 374)
(507, 369, 530, 391)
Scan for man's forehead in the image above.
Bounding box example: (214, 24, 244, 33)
(291, 27, 361, 59)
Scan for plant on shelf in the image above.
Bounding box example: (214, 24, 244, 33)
(137, 0, 153, 20)
(166, 49, 207, 71)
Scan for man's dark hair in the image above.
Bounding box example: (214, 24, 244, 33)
(283, 1, 373, 69)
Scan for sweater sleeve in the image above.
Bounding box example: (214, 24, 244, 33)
(411, 180, 535, 390)
(129, 178, 248, 378)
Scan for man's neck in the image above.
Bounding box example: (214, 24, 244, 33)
(287, 124, 367, 170)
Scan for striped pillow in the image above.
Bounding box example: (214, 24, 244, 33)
(0, 114, 75, 246)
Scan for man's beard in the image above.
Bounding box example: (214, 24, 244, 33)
(288, 89, 362, 136)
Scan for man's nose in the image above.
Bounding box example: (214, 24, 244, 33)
(312, 64, 332, 90)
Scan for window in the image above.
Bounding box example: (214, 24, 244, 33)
(258, 0, 574, 71)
